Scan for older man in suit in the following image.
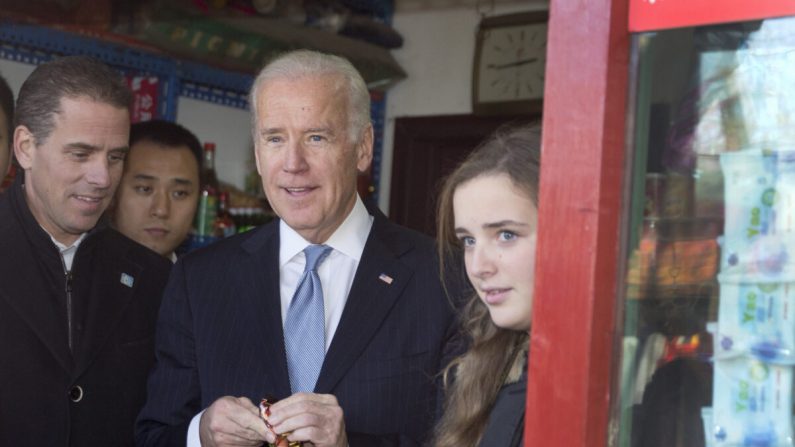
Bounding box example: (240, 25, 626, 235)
(136, 50, 456, 447)
(0, 56, 171, 446)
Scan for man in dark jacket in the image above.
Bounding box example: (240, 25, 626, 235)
(0, 55, 171, 446)
(136, 50, 456, 447)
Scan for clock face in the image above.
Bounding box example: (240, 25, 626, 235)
(475, 22, 547, 104)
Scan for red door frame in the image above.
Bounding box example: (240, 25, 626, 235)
(525, 0, 630, 445)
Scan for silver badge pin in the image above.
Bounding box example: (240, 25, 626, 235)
(120, 273, 134, 288)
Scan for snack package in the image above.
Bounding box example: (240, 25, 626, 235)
(711, 357, 794, 446)
(721, 150, 795, 243)
(716, 275, 795, 360)
(720, 234, 795, 281)
(259, 399, 301, 447)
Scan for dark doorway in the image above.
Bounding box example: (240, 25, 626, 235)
(389, 113, 538, 236)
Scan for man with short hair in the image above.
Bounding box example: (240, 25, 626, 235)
(0, 55, 171, 446)
(111, 120, 202, 261)
(137, 50, 456, 447)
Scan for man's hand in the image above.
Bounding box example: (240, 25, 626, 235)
(265, 393, 348, 447)
(199, 396, 270, 446)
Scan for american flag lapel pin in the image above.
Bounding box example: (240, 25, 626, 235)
(378, 273, 393, 285)
(120, 273, 134, 288)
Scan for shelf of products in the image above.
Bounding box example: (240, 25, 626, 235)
(0, 20, 388, 201)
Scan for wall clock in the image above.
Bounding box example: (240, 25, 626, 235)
(472, 11, 548, 115)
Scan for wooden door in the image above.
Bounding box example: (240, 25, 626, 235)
(389, 113, 537, 236)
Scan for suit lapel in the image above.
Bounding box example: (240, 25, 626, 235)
(315, 217, 414, 394)
(240, 222, 292, 397)
(73, 234, 142, 378)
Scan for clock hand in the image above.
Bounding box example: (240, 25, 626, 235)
(486, 57, 538, 70)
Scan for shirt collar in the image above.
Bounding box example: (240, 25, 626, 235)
(48, 231, 88, 254)
(279, 195, 373, 267)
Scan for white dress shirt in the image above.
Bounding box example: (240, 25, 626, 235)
(187, 196, 373, 446)
(48, 232, 87, 272)
(278, 196, 372, 350)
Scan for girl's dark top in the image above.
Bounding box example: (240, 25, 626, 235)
(478, 369, 527, 447)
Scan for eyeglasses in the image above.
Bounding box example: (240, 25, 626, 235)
(259, 398, 303, 447)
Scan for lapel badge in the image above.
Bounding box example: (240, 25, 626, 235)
(378, 273, 393, 285)
(120, 273, 135, 288)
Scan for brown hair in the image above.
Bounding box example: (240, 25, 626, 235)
(15, 55, 131, 145)
(433, 122, 541, 447)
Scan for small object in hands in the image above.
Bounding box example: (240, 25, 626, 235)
(259, 399, 302, 447)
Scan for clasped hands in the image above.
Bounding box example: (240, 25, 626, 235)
(199, 393, 348, 447)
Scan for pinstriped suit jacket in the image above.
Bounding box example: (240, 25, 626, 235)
(135, 205, 457, 446)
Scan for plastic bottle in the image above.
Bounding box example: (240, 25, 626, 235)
(214, 191, 236, 238)
(194, 142, 220, 244)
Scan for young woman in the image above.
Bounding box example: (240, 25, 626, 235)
(434, 123, 541, 447)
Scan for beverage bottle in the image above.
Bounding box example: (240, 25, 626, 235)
(194, 142, 220, 242)
(214, 191, 236, 238)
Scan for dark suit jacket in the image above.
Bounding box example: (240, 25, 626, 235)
(136, 205, 457, 446)
(0, 180, 172, 446)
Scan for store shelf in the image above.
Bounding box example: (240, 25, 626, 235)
(0, 21, 252, 101)
(180, 82, 250, 110)
(0, 20, 387, 199)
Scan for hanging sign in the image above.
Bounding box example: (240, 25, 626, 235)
(629, 0, 795, 32)
(127, 76, 160, 123)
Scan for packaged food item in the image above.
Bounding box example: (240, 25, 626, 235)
(711, 357, 793, 446)
(259, 399, 301, 447)
(720, 234, 795, 279)
(715, 275, 795, 361)
(721, 150, 795, 240)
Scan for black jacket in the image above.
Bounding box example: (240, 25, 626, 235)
(0, 179, 171, 446)
(478, 370, 527, 447)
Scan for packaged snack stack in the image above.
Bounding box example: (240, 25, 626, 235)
(710, 149, 795, 446)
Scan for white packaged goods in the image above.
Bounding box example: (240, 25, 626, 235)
(720, 235, 795, 280)
(695, 45, 795, 156)
(711, 357, 793, 446)
(720, 150, 795, 279)
(715, 276, 795, 363)
(716, 149, 795, 445)
(720, 150, 795, 243)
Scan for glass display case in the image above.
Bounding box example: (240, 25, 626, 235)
(617, 12, 795, 447)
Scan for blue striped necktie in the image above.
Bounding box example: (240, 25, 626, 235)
(284, 244, 332, 393)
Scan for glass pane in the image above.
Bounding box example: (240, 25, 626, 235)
(616, 16, 795, 447)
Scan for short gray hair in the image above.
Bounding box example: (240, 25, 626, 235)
(249, 50, 370, 142)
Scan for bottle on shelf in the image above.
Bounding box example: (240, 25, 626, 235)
(214, 191, 236, 238)
(194, 142, 220, 245)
